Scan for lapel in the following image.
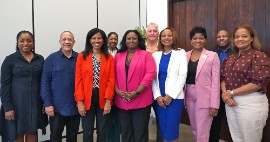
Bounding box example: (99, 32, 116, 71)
(154, 51, 162, 75)
(196, 48, 209, 78)
(99, 53, 106, 80)
(167, 50, 175, 73)
(117, 52, 128, 85)
(86, 52, 93, 79)
(186, 50, 192, 62)
(127, 49, 140, 83)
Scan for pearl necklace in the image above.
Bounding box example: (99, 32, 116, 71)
(163, 50, 172, 55)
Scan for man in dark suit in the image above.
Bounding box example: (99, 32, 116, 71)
(209, 30, 233, 142)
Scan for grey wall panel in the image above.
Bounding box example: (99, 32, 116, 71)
(34, 0, 97, 58)
(0, 0, 33, 65)
(98, 0, 143, 42)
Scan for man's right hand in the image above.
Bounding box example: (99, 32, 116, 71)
(45, 106, 55, 116)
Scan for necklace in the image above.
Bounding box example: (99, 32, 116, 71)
(146, 42, 158, 53)
(164, 50, 172, 55)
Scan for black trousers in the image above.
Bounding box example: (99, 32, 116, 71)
(81, 88, 108, 142)
(49, 112, 80, 142)
(117, 105, 151, 142)
(106, 105, 121, 142)
(209, 98, 225, 142)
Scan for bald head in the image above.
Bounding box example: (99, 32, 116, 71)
(60, 31, 74, 40)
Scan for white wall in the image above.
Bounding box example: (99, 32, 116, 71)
(147, 0, 168, 31)
(34, 0, 97, 58)
(0, 0, 167, 141)
(99, 0, 146, 43)
(0, 0, 33, 65)
(0, 0, 167, 64)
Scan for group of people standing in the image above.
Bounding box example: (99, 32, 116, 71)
(0, 22, 269, 142)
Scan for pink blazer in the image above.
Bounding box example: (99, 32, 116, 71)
(186, 48, 220, 109)
(114, 49, 156, 110)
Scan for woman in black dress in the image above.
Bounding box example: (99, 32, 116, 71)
(0, 31, 46, 142)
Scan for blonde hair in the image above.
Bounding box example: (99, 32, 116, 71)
(232, 25, 261, 51)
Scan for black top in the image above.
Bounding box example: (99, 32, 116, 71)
(125, 59, 130, 90)
(186, 59, 199, 84)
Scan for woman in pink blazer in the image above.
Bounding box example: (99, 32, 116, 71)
(114, 30, 156, 142)
(185, 26, 220, 142)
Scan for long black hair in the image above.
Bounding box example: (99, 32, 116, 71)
(82, 28, 109, 60)
(118, 30, 146, 52)
(16, 30, 35, 52)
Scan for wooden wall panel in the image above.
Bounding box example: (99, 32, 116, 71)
(184, 1, 194, 51)
(254, 0, 266, 52)
(169, 0, 270, 141)
(204, 0, 217, 50)
(173, 2, 186, 49)
(170, 0, 217, 51)
(262, 0, 270, 139)
(265, 0, 270, 56)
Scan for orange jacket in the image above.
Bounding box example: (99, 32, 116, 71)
(75, 52, 115, 110)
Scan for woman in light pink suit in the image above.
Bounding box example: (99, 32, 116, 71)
(185, 26, 220, 142)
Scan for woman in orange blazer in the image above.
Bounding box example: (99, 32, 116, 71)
(75, 28, 115, 142)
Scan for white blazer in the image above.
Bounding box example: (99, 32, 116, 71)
(152, 49, 187, 99)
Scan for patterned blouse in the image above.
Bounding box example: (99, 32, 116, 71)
(221, 48, 270, 93)
(92, 52, 100, 88)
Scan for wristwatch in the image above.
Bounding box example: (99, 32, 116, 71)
(230, 90, 234, 96)
(135, 90, 141, 96)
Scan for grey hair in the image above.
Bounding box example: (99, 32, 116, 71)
(147, 22, 159, 31)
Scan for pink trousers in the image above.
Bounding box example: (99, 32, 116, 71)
(185, 84, 213, 142)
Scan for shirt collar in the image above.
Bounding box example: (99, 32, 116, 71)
(217, 45, 231, 53)
(15, 50, 39, 59)
(58, 49, 76, 58)
(239, 48, 253, 55)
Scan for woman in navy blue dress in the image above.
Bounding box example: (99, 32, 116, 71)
(0, 31, 46, 142)
(152, 27, 187, 142)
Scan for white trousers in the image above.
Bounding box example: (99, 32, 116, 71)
(226, 92, 268, 142)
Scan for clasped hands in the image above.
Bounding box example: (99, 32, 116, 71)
(222, 91, 237, 107)
(117, 90, 137, 102)
(157, 95, 172, 109)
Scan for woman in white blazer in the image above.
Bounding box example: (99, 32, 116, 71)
(152, 27, 187, 142)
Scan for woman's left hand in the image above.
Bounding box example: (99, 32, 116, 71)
(103, 100, 111, 115)
(126, 91, 137, 101)
(222, 91, 232, 103)
(209, 107, 218, 117)
(164, 95, 172, 106)
(225, 98, 237, 107)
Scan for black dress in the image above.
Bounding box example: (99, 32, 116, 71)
(0, 51, 47, 141)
